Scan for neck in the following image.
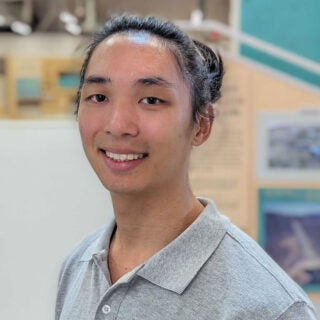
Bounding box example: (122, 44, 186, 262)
(112, 188, 202, 244)
(107, 185, 203, 283)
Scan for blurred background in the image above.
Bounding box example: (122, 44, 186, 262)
(0, 0, 319, 319)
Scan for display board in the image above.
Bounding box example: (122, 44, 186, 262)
(5, 57, 81, 118)
(190, 54, 320, 235)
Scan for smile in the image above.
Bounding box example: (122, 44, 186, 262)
(105, 151, 146, 162)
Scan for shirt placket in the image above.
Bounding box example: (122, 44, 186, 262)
(94, 281, 132, 320)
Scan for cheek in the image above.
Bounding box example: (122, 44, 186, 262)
(175, 109, 196, 143)
(144, 115, 194, 153)
(78, 110, 100, 145)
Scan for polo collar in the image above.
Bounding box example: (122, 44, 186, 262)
(79, 220, 116, 262)
(78, 199, 229, 295)
(136, 199, 229, 294)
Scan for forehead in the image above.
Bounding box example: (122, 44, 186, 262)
(86, 32, 185, 83)
(100, 31, 164, 49)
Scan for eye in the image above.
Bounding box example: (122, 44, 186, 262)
(89, 94, 107, 103)
(141, 97, 164, 105)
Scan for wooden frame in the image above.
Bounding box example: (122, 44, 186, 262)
(5, 56, 81, 118)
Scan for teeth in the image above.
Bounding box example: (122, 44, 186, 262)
(106, 151, 144, 162)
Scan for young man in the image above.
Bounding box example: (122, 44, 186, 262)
(56, 15, 317, 319)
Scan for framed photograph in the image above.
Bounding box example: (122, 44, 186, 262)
(256, 110, 320, 181)
(259, 188, 320, 292)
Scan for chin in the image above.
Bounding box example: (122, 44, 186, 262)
(100, 179, 147, 196)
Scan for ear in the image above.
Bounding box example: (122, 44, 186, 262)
(192, 105, 214, 146)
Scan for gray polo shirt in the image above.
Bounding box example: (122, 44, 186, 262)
(55, 199, 317, 320)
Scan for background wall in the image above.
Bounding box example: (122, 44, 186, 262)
(1, 0, 320, 317)
(0, 120, 113, 319)
(240, 0, 320, 86)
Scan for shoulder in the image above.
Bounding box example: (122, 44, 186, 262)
(193, 199, 316, 318)
(55, 225, 108, 318)
(57, 224, 111, 290)
(224, 223, 305, 298)
(199, 219, 317, 318)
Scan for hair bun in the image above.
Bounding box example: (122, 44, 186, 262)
(193, 40, 224, 103)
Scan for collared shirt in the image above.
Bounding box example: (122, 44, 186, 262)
(55, 199, 317, 320)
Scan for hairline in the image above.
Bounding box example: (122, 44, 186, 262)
(77, 28, 198, 121)
(98, 30, 192, 87)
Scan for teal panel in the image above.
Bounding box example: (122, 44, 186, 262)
(258, 188, 320, 292)
(241, 0, 320, 85)
(16, 78, 41, 98)
(59, 73, 80, 88)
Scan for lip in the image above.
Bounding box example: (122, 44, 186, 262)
(100, 148, 148, 172)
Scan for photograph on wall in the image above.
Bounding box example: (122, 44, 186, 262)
(259, 188, 320, 292)
(268, 123, 320, 169)
(256, 110, 320, 181)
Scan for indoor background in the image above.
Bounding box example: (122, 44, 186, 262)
(0, 0, 319, 318)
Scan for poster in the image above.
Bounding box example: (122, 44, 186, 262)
(259, 188, 320, 292)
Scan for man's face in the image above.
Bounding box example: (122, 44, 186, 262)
(78, 33, 202, 196)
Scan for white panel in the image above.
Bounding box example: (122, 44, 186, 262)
(0, 120, 113, 320)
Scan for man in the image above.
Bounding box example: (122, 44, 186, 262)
(56, 15, 317, 319)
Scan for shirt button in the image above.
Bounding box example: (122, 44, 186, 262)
(102, 304, 111, 314)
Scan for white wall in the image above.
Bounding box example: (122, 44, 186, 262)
(0, 33, 88, 57)
(0, 120, 113, 320)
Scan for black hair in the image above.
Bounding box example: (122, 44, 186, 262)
(76, 14, 224, 122)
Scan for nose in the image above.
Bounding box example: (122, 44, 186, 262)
(104, 101, 139, 138)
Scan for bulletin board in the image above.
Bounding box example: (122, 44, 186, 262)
(190, 54, 320, 238)
(5, 56, 81, 118)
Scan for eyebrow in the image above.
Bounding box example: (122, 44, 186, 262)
(84, 75, 111, 85)
(83, 75, 174, 89)
(134, 77, 174, 89)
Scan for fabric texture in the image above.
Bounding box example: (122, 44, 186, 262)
(55, 198, 318, 320)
